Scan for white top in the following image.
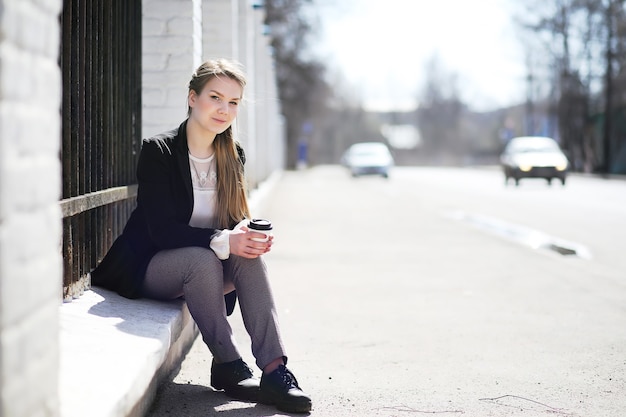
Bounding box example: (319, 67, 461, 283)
(187, 152, 237, 260)
(188, 152, 217, 228)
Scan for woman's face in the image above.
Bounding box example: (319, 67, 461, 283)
(188, 76, 242, 136)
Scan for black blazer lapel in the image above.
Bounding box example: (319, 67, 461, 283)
(175, 120, 194, 211)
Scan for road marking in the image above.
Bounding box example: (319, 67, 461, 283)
(446, 210, 592, 259)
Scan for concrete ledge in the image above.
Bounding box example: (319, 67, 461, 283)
(59, 288, 197, 417)
(57, 170, 282, 417)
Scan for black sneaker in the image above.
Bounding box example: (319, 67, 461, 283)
(210, 358, 260, 402)
(260, 365, 312, 413)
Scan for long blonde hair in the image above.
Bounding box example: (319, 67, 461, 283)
(188, 59, 250, 228)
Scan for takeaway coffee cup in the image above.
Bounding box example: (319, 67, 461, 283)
(248, 218, 273, 242)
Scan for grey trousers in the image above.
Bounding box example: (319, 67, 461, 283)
(142, 246, 286, 370)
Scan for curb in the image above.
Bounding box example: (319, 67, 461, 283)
(59, 288, 197, 417)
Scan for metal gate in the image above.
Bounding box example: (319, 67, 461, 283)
(59, 0, 142, 300)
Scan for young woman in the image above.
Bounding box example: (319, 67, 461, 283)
(91, 59, 312, 414)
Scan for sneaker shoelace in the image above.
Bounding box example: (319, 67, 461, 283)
(278, 366, 300, 389)
(233, 360, 253, 379)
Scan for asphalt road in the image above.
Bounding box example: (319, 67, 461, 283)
(147, 166, 626, 417)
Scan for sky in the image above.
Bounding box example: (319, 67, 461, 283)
(314, 0, 527, 112)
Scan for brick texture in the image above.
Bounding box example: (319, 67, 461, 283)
(0, 0, 63, 416)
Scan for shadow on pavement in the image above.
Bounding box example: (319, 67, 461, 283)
(148, 382, 310, 417)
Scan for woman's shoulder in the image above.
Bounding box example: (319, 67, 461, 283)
(143, 128, 178, 155)
(143, 121, 187, 155)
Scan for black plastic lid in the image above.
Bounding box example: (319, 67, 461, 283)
(248, 218, 272, 230)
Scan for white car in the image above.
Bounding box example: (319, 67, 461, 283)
(341, 142, 394, 178)
(500, 136, 569, 186)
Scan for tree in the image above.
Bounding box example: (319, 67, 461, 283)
(416, 55, 466, 164)
(263, 0, 332, 168)
(516, 0, 626, 173)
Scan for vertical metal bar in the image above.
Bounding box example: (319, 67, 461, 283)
(84, 0, 91, 195)
(77, 0, 86, 197)
(71, 215, 79, 296)
(62, 217, 72, 299)
(78, 0, 87, 291)
(107, 0, 115, 253)
(107, 1, 114, 188)
(86, 0, 97, 269)
(95, 0, 105, 264)
(70, 0, 77, 201)
(121, 0, 127, 185)
(70, 0, 80, 290)
(61, 0, 72, 200)
(114, 0, 120, 188)
(136, 0, 142, 165)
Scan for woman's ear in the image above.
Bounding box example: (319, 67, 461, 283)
(188, 90, 197, 109)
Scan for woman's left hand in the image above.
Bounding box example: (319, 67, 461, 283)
(229, 227, 273, 259)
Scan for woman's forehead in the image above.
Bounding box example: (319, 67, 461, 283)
(202, 76, 243, 98)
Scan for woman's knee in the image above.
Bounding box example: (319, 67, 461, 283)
(184, 247, 223, 279)
(225, 255, 268, 282)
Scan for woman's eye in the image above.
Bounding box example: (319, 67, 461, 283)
(211, 95, 221, 101)
(230, 101, 239, 106)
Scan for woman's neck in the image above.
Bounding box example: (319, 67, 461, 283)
(186, 119, 216, 158)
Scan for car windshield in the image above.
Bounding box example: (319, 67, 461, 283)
(517, 145, 557, 153)
(508, 138, 559, 153)
(350, 144, 388, 156)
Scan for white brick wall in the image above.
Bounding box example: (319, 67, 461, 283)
(202, 0, 237, 60)
(0, 0, 63, 416)
(142, 0, 200, 139)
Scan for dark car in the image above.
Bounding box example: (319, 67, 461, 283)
(340, 142, 394, 178)
(500, 136, 569, 186)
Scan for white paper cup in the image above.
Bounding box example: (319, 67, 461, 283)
(248, 218, 272, 242)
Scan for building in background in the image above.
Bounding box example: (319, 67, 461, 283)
(0, 1, 284, 416)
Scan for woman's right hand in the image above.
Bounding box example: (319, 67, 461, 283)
(229, 229, 273, 259)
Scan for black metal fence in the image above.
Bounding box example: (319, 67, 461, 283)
(59, 0, 142, 300)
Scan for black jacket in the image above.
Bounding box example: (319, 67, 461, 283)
(91, 119, 241, 314)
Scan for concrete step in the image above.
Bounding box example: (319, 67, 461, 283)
(59, 288, 197, 417)
(58, 171, 281, 417)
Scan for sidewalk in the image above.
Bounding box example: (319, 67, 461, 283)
(58, 171, 282, 417)
(145, 166, 626, 417)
